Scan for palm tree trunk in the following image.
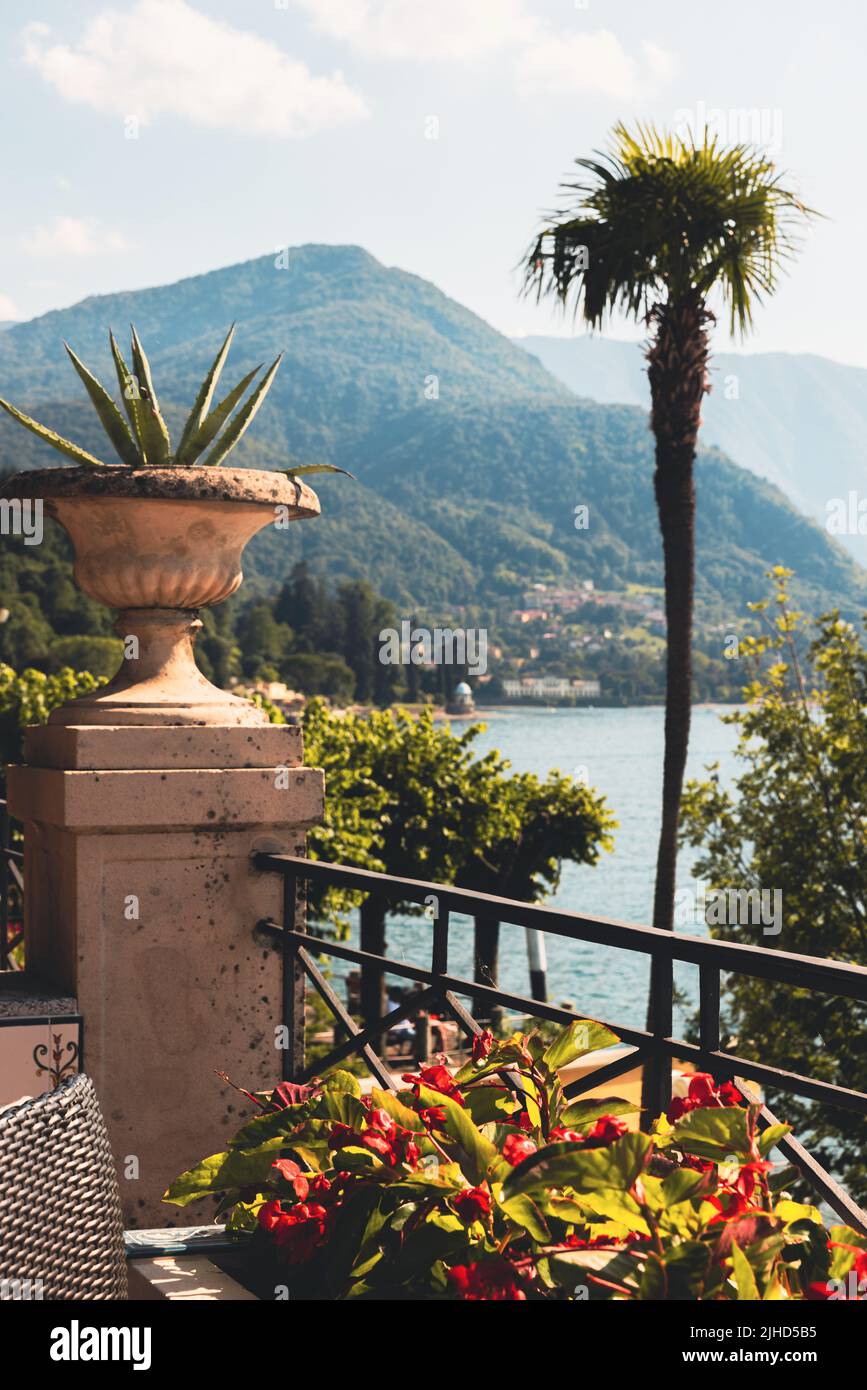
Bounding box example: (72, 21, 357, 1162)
(641, 292, 711, 1119)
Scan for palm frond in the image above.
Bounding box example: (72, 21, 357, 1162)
(522, 121, 818, 335)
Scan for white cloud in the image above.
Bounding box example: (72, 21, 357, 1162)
(23, 0, 369, 139)
(641, 41, 676, 84)
(294, 1, 674, 100)
(22, 216, 131, 258)
(0, 295, 21, 321)
(294, 0, 537, 60)
(516, 29, 674, 101)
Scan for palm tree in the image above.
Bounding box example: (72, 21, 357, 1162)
(522, 123, 815, 1116)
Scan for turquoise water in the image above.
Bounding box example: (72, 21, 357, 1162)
(341, 706, 741, 1033)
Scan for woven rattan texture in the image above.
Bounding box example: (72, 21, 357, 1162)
(0, 1074, 127, 1299)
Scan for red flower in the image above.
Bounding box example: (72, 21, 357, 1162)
(549, 1115, 627, 1148)
(502, 1132, 537, 1166)
(504, 1109, 534, 1132)
(271, 1158, 309, 1200)
(472, 1029, 494, 1064)
(448, 1258, 526, 1301)
(328, 1113, 420, 1170)
(453, 1186, 492, 1223)
(706, 1160, 771, 1222)
(257, 1199, 328, 1266)
(667, 1072, 743, 1122)
(583, 1115, 629, 1147)
(401, 1064, 465, 1105)
(418, 1105, 448, 1129)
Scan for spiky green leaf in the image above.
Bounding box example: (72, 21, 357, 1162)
(175, 363, 263, 466)
(63, 342, 140, 466)
(0, 396, 106, 467)
(174, 322, 235, 463)
(200, 354, 282, 467)
(109, 331, 148, 461)
(282, 463, 356, 479)
(129, 324, 171, 463)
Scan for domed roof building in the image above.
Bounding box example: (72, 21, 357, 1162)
(446, 680, 475, 715)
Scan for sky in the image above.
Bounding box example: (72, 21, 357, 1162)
(2, 0, 866, 365)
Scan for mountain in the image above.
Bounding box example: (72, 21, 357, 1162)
(0, 244, 864, 625)
(515, 335, 867, 565)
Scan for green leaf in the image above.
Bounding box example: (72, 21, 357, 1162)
(0, 396, 106, 467)
(580, 1189, 649, 1235)
(416, 1083, 501, 1185)
(463, 1085, 519, 1126)
(174, 363, 263, 465)
(756, 1123, 791, 1157)
(200, 354, 282, 467)
(775, 1198, 822, 1227)
(370, 1087, 427, 1132)
(541, 1019, 619, 1071)
(321, 1069, 362, 1097)
(730, 1238, 760, 1300)
(162, 1139, 284, 1206)
(499, 1192, 551, 1241)
(110, 330, 148, 457)
(229, 1104, 309, 1149)
(312, 1089, 367, 1127)
(129, 324, 171, 462)
(175, 323, 235, 462)
(63, 343, 140, 466)
(548, 1246, 639, 1299)
(669, 1104, 755, 1161)
(283, 463, 356, 479)
(503, 1131, 652, 1202)
(661, 1241, 714, 1300)
(559, 1096, 638, 1129)
(660, 1167, 712, 1208)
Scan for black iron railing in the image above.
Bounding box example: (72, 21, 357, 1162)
(0, 799, 23, 971)
(254, 852, 867, 1234)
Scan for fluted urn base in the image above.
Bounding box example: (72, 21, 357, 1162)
(48, 609, 266, 727)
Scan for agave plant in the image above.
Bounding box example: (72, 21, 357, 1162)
(0, 324, 348, 480)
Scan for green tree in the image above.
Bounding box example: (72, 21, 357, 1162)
(336, 580, 378, 703)
(236, 602, 293, 679)
(275, 562, 327, 649)
(303, 703, 613, 1027)
(680, 569, 867, 1198)
(45, 635, 124, 678)
(0, 664, 105, 769)
(523, 123, 815, 1113)
(283, 652, 356, 702)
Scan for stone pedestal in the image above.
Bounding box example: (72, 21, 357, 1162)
(7, 723, 324, 1228)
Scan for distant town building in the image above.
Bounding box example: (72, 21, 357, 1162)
(446, 680, 475, 714)
(501, 676, 601, 701)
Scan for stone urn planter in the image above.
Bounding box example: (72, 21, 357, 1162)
(0, 466, 319, 727)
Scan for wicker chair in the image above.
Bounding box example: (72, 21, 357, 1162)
(0, 1073, 127, 1299)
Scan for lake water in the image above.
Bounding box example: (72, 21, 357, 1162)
(340, 705, 741, 1034)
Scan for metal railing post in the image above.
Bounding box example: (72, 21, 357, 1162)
(644, 948, 673, 1118)
(282, 872, 304, 1082)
